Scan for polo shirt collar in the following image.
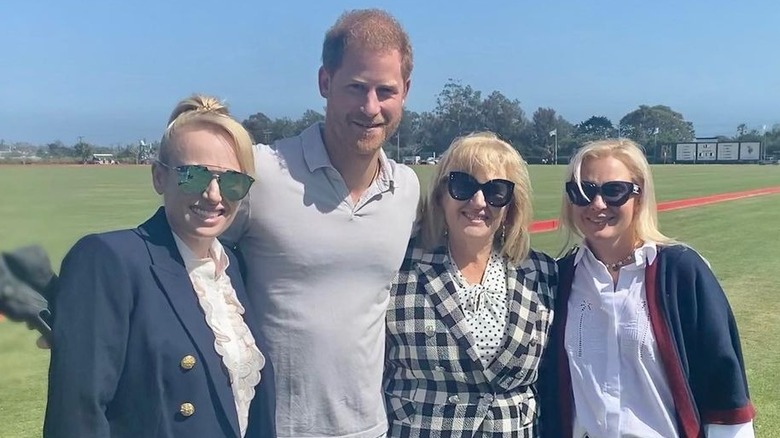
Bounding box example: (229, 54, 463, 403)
(375, 148, 395, 191)
(301, 123, 332, 173)
(301, 122, 397, 190)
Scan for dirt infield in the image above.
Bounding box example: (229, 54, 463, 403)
(529, 186, 780, 234)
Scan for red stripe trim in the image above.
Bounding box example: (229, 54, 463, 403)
(556, 259, 575, 437)
(644, 260, 702, 438)
(702, 404, 756, 424)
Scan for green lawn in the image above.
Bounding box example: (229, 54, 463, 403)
(0, 164, 778, 437)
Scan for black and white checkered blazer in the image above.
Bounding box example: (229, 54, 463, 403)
(384, 238, 557, 437)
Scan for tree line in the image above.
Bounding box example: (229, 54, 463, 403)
(3, 79, 779, 163)
(241, 79, 779, 163)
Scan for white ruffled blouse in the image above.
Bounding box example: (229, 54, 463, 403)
(173, 234, 265, 438)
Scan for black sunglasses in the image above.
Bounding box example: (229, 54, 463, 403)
(447, 171, 515, 208)
(157, 162, 255, 201)
(565, 180, 641, 207)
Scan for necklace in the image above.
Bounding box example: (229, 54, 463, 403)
(371, 159, 381, 183)
(604, 252, 636, 271)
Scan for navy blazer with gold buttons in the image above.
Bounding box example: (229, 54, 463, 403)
(44, 208, 275, 438)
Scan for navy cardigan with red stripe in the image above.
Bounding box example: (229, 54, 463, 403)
(540, 244, 755, 438)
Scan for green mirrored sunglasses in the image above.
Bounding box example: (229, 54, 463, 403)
(157, 161, 254, 201)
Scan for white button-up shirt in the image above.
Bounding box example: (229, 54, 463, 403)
(565, 241, 753, 438)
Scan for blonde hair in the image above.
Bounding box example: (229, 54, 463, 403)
(159, 94, 255, 175)
(322, 9, 413, 81)
(420, 132, 534, 265)
(559, 138, 676, 252)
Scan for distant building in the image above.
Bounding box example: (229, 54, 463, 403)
(90, 153, 116, 164)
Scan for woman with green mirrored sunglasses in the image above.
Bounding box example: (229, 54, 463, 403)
(44, 94, 276, 438)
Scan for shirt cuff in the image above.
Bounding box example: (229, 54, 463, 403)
(705, 421, 755, 438)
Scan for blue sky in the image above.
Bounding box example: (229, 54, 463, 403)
(1, 0, 777, 145)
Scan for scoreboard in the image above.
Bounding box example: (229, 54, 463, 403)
(675, 141, 763, 163)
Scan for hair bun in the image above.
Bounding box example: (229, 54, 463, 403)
(167, 94, 230, 125)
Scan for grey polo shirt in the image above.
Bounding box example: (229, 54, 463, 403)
(223, 123, 420, 438)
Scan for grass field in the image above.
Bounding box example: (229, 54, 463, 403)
(0, 164, 778, 437)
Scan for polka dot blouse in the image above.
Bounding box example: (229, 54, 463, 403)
(446, 249, 509, 368)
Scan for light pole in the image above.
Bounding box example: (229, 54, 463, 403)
(762, 124, 768, 160)
(549, 128, 558, 165)
(653, 127, 659, 160)
(396, 131, 401, 162)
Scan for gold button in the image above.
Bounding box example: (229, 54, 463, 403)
(180, 355, 196, 370)
(180, 402, 195, 417)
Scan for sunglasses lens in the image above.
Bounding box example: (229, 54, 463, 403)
(601, 181, 631, 201)
(601, 182, 631, 204)
(565, 181, 593, 206)
(176, 165, 254, 201)
(219, 171, 254, 201)
(567, 181, 637, 207)
(177, 165, 213, 194)
(484, 180, 514, 207)
(448, 172, 478, 201)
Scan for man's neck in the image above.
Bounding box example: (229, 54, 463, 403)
(340, 154, 381, 203)
(322, 128, 382, 203)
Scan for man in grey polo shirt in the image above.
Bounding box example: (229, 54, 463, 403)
(223, 9, 419, 438)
